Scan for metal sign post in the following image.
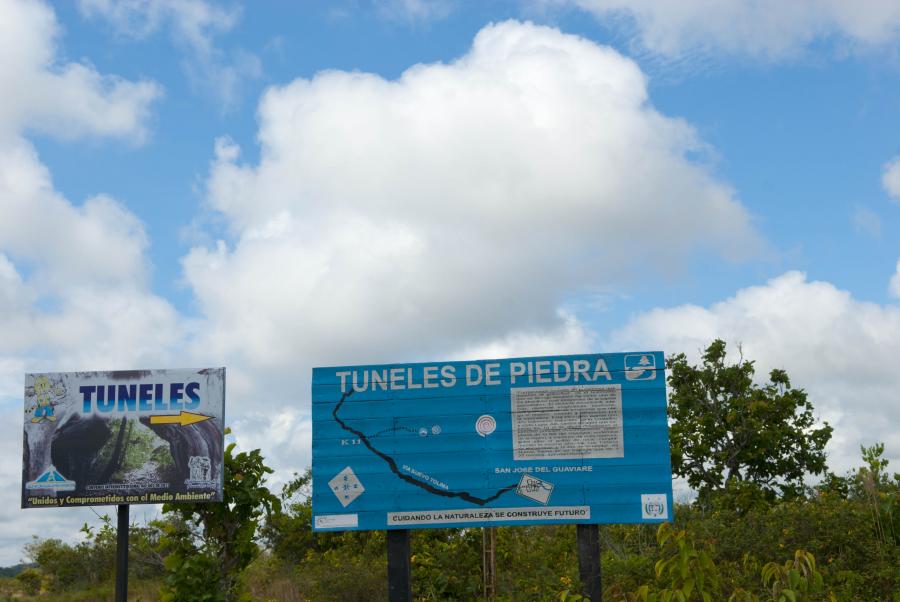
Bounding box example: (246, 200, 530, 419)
(387, 529, 412, 602)
(115, 504, 129, 602)
(577, 523, 602, 601)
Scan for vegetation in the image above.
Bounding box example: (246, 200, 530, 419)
(156, 430, 281, 601)
(0, 563, 35, 578)
(4, 342, 898, 600)
(667, 340, 833, 510)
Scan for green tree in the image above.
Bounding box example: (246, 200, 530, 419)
(24, 520, 117, 592)
(158, 432, 281, 602)
(667, 340, 832, 508)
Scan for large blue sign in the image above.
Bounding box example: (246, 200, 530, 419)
(312, 353, 672, 531)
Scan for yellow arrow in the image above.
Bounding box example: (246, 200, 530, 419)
(149, 411, 212, 427)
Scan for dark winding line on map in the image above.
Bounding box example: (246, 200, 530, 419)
(333, 390, 518, 506)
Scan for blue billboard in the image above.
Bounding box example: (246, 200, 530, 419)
(311, 353, 672, 531)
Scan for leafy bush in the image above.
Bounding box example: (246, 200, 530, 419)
(15, 568, 42, 595)
(157, 433, 281, 602)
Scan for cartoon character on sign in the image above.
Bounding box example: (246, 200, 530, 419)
(30, 375, 64, 423)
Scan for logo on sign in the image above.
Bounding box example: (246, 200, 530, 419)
(26, 465, 76, 491)
(516, 474, 554, 505)
(625, 354, 656, 381)
(641, 493, 668, 519)
(185, 456, 216, 489)
(475, 415, 496, 437)
(329, 466, 365, 507)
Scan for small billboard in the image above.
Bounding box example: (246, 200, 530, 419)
(22, 368, 225, 509)
(312, 353, 672, 531)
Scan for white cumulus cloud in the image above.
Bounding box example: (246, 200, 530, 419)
(537, 0, 900, 59)
(0, 143, 149, 289)
(0, 0, 160, 142)
(188, 21, 761, 399)
(610, 270, 900, 474)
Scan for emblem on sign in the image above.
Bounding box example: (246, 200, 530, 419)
(516, 474, 554, 505)
(625, 354, 657, 381)
(26, 465, 76, 491)
(475, 414, 496, 437)
(185, 455, 216, 489)
(329, 466, 365, 507)
(641, 493, 668, 519)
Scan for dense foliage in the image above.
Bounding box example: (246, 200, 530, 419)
(245, 446, 897, 601)
(6, 447, 897, 601)
(4, 342, 898, 600)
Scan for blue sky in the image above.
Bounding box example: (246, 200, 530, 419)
(36, 2, 900, 313)
(3, 0, 900, 563)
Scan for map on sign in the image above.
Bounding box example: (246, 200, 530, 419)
(312, 353, 673, 531)
(22, 368, 225, 509)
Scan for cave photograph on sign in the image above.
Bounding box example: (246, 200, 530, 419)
(22, 368, 225, 509)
